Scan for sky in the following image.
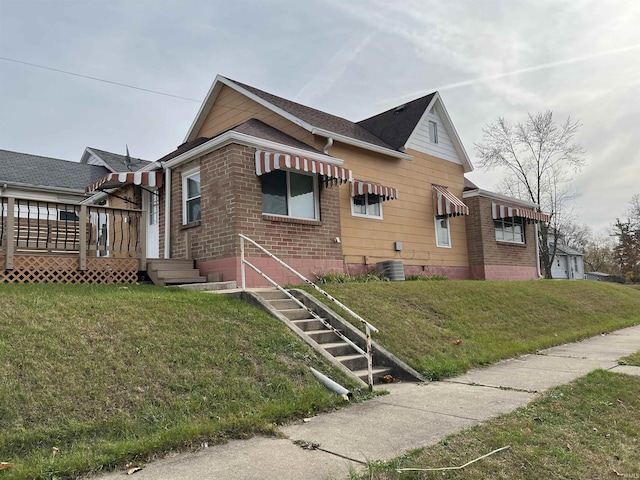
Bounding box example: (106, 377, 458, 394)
(1, 0, 639, 235)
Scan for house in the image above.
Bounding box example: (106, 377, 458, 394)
(1, 75, 550, 286)
(549, 244, 585, 279)
(150, 75, 548, 287)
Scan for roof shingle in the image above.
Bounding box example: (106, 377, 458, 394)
(0, 149, 109, 191)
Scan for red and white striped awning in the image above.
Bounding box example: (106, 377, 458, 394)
(433, 185, 469, 217)
(255, 150, 351, 185)
(351, 180, 399, 201)
(492, 203, 549, 222)
(85, 171, 163, 193)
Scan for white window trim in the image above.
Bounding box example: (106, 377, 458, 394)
(182, 166, 201, 225)
(262, 170, 320, 221)
(494, 217, 526, 244)
(429, 120, 438, 144)
(351, 192, 383, 220)
(435, 216, 451, 248)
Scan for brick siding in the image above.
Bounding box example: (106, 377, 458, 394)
(160, 143, 344, 286)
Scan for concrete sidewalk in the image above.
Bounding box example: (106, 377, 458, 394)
(97, 325, 640, 480)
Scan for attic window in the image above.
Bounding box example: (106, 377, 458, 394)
(428, 121, 438, 144)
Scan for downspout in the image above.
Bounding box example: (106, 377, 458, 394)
(535, 222, 541, 278)
(164, 167, 171, 259)
(323, 137, 333, 155)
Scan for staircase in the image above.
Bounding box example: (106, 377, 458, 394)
(145, 259, 207, 286)
(244, 288, 424, 386)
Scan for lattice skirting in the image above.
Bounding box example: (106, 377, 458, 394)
(0, 254, 139, 284)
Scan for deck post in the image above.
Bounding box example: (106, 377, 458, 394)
(5, 196, 15, 270)
(79, 205, 87, 271)
(139, 210, 147, 271)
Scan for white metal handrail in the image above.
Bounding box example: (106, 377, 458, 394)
(239, 233, 378, 391)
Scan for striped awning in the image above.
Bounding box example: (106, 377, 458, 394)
(492, 203, 549, 222)
(433, 185, 469, 217)
(351, 180, 399, 201)
(85, 171, 163, 193)
(255, 150, 351, 185)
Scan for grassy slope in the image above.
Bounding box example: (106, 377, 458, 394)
(304, 281, 640, 380)
(363, 370, 640, 479)
(0, 284, 359, 480)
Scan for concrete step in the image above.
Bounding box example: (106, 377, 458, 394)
(163, 276, 207, 285)
(268, 299, 300, 310)
(352, 366, 394, 383)
(322, 341, 358, 356)
(306, 329, 342, 344)
(336, 353, 368, 370)
(178, 281, 237, 291)
(292, 318, 327, 331)
(257, 289, 290, 300)
(281, 309, 314, 321)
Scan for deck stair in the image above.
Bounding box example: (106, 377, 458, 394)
(146, 259, 207, 286)
(243, 288, 424, 386)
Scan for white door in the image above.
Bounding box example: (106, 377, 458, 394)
(144, 190, 160, 258)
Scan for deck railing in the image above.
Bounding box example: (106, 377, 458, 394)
(1, 196, 146, 274)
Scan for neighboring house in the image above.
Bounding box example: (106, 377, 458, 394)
(549, 244, 585, 279)
(0, 149, 109, 204)
(150, 75, 548, 286)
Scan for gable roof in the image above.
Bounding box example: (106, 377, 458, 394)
(81, 147, 151, 172)
(184, 75, 413, 160)
(357, 93, 437, 150)
(184, 75, 473, 169)
(0, 149, 109, 192)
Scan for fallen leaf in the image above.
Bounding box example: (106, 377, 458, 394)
(303, 417, 311, 423)
(52, 447, 59, 457)
(566, 443, 572, 452)
(453, 339, 463, 345)
(127, 465, 143, 475)
(380, 374, 395, 383)
(0, 463, 14, 471)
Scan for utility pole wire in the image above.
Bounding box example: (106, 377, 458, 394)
(0, 56, 202, 103)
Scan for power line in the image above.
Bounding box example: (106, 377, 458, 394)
(0, 56, 202, 103)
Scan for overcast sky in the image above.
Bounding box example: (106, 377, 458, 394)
(1, 0, 638, 235)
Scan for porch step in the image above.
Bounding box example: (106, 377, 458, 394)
(336, 353, 368, 370)
(146, 259, 208, 287)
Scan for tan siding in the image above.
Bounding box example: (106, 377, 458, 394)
(336, 144, 469, 268)
(195, 86, 316, 145)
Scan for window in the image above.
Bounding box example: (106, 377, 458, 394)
(149, 192, 159, 226)
(494, 217, 525, 244)
(352, 193, 382, 219)
(183, 169, 201, 224)
(428, 120, 438, 144)
(58, 210, 79, 222)
(261, 170, 317, 220)
(435, 216, 450, 247)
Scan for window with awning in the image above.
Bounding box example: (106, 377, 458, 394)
(350, 180, 399, 219)
(491, 203, 549, 222)
(85, 171, 163, 193)
(432, 185, 469, 217)
(255, 150, 351, 186)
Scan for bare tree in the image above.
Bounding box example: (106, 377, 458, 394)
(583, 234, 617, 274)
(475, 110, 586, 278)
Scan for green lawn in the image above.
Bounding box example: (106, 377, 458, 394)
(303, 280, 640, 380)
(0, 284, 360, 480)
(359, 370, 640, 479)
(2, 280, 639, 479)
